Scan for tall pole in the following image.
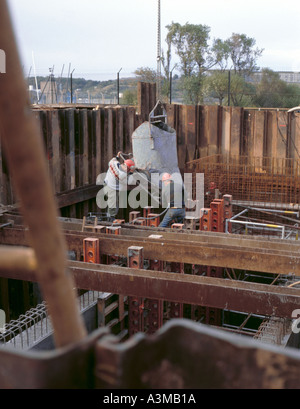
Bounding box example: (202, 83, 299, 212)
(169, 66, 175, 104)
(71, 68, 75, 103)
(117, 67, 122, 104)
(156, 0, 161, 101)
(32, 51, 39, 103)
(228, 69, 231, 106)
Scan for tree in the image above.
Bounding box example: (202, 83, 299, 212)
(210, 38, 231, 72)
(203, 71, 229, 105)
(205, 34, 263, 106)
(121, 89, 137, 106)
(166, 22, 218, 104)
(229, 73, 255, 107)
(227, 33, 263, 75)
(253, 68, 300, 108)
(134, 67, 157, 83)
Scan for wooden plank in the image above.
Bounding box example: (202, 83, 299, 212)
(149, 83, 156, 113)
(100, 108, 108, 172)
(243, 110, 265, 161)
(58, 109, 67, 192)
(268, 111, 287, 160)
(138, 81, 148, 121)
(253, 111, 265, 169)
(124, 107, 135, 153)
(88, 109, 95, 185)
(68, 109, 76, 190)
(230, 107, 242, 158)
(265, 111, 288, 175)
(221, 106, 231, 155)
(184, 105, 197, 163)
(56, 184, 99, 208)
(289, 112, 300, 165)
(50, 109, 62, 193)
(198, 106, 208, 158)
(74, 109, 81, 187)
(106, 107, 114, 161)
(206, 105, 219, 156)
(166, 103, 175, 129)
(79, 109, 89, 186)
(115, 107, 124, 154)
(176, 105, 186, 170)
(277, 111, 288, 159)
(93, 108, 102, 177)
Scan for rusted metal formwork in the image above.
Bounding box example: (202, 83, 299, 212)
(2, 318, 300, 389)
(1, 221, 300, 388)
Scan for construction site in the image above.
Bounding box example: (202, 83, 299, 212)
(2, 0, 300, 390)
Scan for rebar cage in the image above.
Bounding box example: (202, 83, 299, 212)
(185, 154, 300, 208)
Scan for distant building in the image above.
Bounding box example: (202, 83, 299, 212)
(206, 69, 300, 86)
(278, 71, 300, 84)
(248, 71, 300, 85)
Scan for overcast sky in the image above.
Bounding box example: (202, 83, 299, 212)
(7, 0, 300, 81)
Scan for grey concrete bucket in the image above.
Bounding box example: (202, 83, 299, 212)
(132, 121, 181, 177)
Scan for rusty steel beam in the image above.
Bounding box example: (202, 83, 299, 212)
(1, 226, 300, 276)
(1, 257, 300, 319)
(36, 233, 300, 276)
(57, 261, 300, 318)
(3, 213, 300, 254)
(60, 218, 300, 253)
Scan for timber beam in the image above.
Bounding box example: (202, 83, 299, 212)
(55, 184, 99, 208)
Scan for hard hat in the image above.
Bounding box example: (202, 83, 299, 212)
(124, 159, 135, 172)
(162, 173, 172, 182)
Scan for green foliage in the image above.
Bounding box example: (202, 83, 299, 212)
(121, 89, 137, 106)
(203, 71, 229, 105)
(228, 73, 256, 107)
(134, 67, 157, 83)
(253, 69, 300, 108)
(227, 33, 264, 74)
(165, 21, 216, 104)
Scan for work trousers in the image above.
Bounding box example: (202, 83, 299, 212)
(159, 207, 185, 228)
(103, 184, 127, 220)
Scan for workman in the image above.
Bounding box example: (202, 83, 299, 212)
(159, 172, 186, 227)
(103, 152, 136, 221)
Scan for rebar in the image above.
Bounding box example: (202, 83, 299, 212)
(185, 154, 300, 208)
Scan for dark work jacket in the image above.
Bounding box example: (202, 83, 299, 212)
(162, 181, 186, 208)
